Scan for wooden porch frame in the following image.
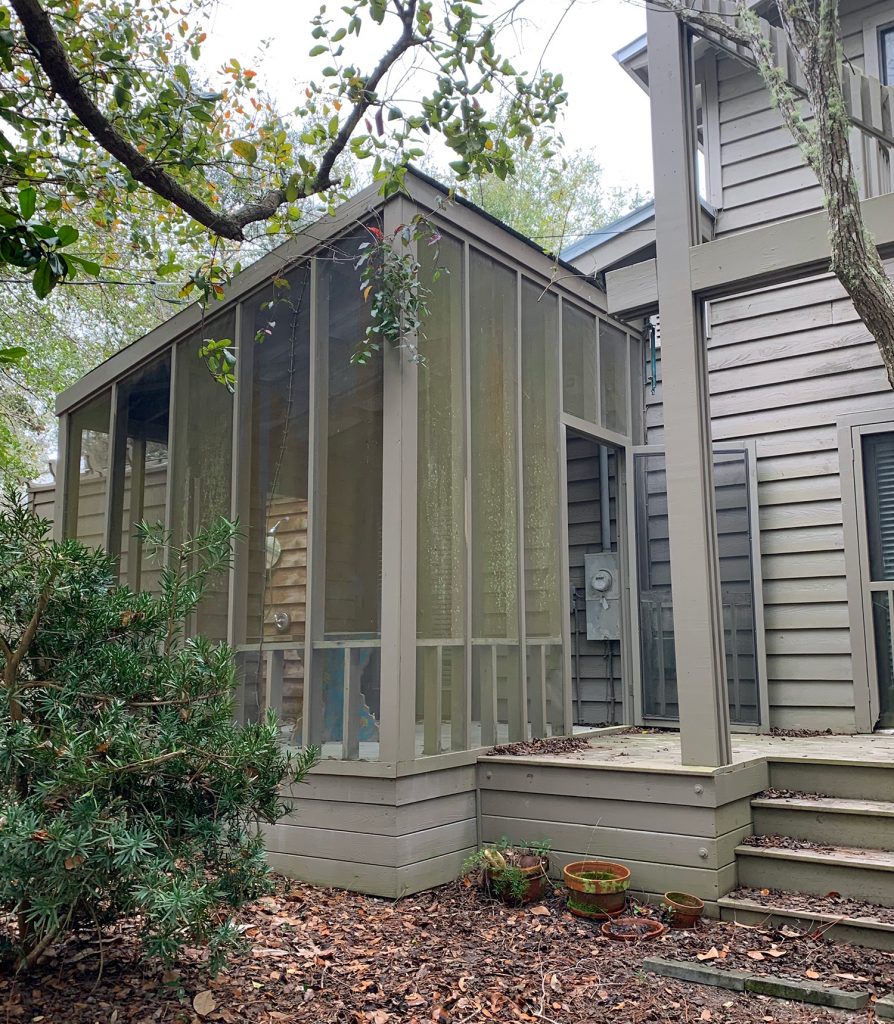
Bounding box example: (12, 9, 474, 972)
(646, 8, 732, 766)
(55, 169, 645, 771)
(606, 190, 894, 319)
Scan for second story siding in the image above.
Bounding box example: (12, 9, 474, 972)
(701, 0, 894, 236)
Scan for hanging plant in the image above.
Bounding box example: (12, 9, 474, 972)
(353, 213, 443, 366)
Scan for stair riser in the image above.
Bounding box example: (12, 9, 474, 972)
(753, 806, 894, 851)
(718, 904, 894, 952)
(768, 762, 892, 802)
(738, 854, 894, 907)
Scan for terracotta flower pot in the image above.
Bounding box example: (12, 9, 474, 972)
(563, 860, 630, 920)
(662, 891, 704, 929)
(485, 854, 549, 905)
(601, 916, 666, 941)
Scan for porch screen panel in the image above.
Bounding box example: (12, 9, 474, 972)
(245, 269, 311, 649)
(314, 238, 382, 759)
(112, 353, 170, 596)
(635, 449, 760, 725)
(66, 391, 112, 545)
(521, 281, 564, 736)
(416, 235, 466, 755)
(599, 322, 629, 436)
(561, 303, 597, 423)
(170, 312, 235, 642)
(469, 249, 521, 746)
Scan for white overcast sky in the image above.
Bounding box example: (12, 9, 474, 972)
(199, 0, 652, 201)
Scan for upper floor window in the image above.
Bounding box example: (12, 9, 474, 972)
(881, 25, 894, 85)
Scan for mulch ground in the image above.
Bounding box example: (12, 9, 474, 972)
(2, 878, 886, 1024)
(669, 917, 894, 994)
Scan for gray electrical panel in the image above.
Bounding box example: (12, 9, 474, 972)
(584, 552, 621, 641)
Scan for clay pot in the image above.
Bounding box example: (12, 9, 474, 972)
(563, 860, 630, 920)
(601, 916, 667, 941)
(662, 891, 704, 929)
(485, 854, 549, 905)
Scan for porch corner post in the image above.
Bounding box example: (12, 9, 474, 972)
(646, 8, 732, 766)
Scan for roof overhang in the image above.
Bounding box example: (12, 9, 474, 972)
(562, 199, 715, 278)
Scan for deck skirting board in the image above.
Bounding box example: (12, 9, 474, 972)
(480, 814, 751, 871)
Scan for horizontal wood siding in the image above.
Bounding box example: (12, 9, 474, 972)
(714, 56, 822, 236)
(647, 264, 894, 730)
(267, 766, 478, 897)
(478, 760, 765, 903)
(709, 1, 894, 237)
(30, 485, 54, 529)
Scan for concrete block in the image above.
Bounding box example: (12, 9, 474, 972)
(643, 958, 748, 991)
(876, 994, 894, 1019)
(744, 975, 870, 1010)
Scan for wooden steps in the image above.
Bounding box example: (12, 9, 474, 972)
(718, 893, 894, 951)
(728, 758, 894, 949)
(752, 795, 894, 851)
(736, 842, 894, 907)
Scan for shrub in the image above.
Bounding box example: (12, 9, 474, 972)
(0, 495, 316, 970)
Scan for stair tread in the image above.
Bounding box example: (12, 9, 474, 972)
(736, 842, 894, 869)
(719, 895, 894, 931)
(752, 795, 894, 817)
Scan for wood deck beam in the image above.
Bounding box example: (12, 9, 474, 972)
(606, 191, 894, 317)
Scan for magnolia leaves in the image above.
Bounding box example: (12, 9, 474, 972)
(0, 188, 100, 300)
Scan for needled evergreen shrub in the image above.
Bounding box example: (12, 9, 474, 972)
(0, 495, 316, 971)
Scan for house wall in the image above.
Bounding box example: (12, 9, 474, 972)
(645, 264, 894, 730)
(704, 0, 894, 237)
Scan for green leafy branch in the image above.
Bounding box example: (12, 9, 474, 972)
(353, 212, 445, 366)
(0, 187, 100, 298)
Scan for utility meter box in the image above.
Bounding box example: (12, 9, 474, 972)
(584, 552, 621, 641)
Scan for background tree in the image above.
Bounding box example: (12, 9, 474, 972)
(1, 0, 567, 299)
(0, 0, 570, 480)
(653, 0, 894, 387)
(464, 101, 648, 253)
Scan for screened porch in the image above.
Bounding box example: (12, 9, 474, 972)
(53, 172, 645, 767)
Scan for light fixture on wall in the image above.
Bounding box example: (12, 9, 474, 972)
(265, 517, 289, 570)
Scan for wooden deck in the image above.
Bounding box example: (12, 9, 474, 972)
(480, 727, 894, 774)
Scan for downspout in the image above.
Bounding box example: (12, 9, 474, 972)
(599, 444, 611, 552)
(599, 444, 614, 722)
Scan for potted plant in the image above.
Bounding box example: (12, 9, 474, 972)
(662, 891, 704, 929)
(563, 860, 630, 919)
(462, 839, 551, 905)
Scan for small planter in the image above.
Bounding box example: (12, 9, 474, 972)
(485, 853, 549, 905)
(662, 891, 704, 929)
(601, 916, 667, 942)
(463, 842, 551, 906)
(563, 860, 630, 920)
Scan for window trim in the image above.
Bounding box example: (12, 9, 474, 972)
(862, 12, 894, 82)
(838, 408, 894, 732)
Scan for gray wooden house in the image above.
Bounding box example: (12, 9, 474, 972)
(38, 1, 894, 942)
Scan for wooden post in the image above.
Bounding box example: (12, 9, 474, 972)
(55, 412, 72, 542)
(647, 9, 732, 767)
